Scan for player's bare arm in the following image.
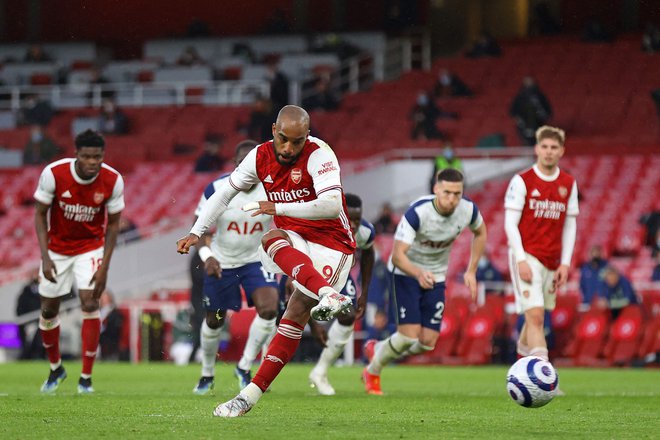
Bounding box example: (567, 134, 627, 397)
(91, 211, 121, 298)
(355, 245, 375, 320)
(177, 233, 200, 254)
(34, 201, 57, 283)
(205, 256, 222, 278)
(464, 222, 488, 300)
(391, 240, 435, 290)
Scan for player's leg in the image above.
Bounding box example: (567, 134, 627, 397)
(364, 274, 422, 395)
(235, 264, 279, 389)
(516, 255, 548, 361)
(194, 271, 236, 395)
(213, 290, 314, 417)
(403, 282, 445, 357)
(309, 277, 358, 395)
(38, 251, 75, 393)
(214, 243, 352, 417)
(509, 250, 535, 358)
(74, 248, 105, 394)
(260, 230, 351, 320)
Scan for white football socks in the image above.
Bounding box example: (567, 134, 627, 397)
(367, 332, 417, 375)
(311, 321, 353, 376)
(200, 320, 222, 377)
(237, 315, 276, 371)
(404, 340, 434, 356)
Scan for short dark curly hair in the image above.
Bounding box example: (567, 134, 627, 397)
(74, 129, 105, 150)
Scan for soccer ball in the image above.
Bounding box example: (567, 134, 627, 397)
(506, 356, 558, 408)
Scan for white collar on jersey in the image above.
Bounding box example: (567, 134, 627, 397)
(532, 164, 560, 182)
(70, 160, 100, 185)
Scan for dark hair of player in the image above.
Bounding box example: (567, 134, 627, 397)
(344, 193, 362, 209)
(75, 129, 105, 150)
(235, 139, 258, 155)
(436, 168, 464, 184)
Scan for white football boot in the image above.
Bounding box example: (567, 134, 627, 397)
(310, 287, 352, 321)
(309, 369, 336, 396)
(213, 394, 253, 417)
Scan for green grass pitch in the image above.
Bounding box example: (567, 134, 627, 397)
(0, 361, 658, 439)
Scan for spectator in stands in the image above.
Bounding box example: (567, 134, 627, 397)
(86, 67, 114, 102)
(117, 217, 140, 245)
(652, 89, 660, 119)
(509, 76, 552, 146)
(23, 125, 60, 165)
(245, 96, 275, 142)
(640, 210, 660, 256)
(430, 145, 463, 192)
(410, 92, 455, 141)
(19, 94, 54, 127)
(99, 290, 125, 360)
(582, 19, 613, 43)
(24, 43, 52, 63)
(265, 57, 289, 114)
(465, 31, 502, 58)
(15, 269, 43, 360)
(302, 76, 339, 112)
(597, 266, 638, 320)
(475, 254, 504, 294)
(98, 98, 129, 135)
(194, 133, 226, 173)
(374, 202, 397, 234)
(531, 1, 561, 36)
(264, 8, 292, 34)
(642, 24, 660, 53)
(185, 18, 211, 38)
(579, 245, 608, 308)
(176, 46, 206, 66)
(652, 253, 660, 282)
(433, 69, 472, 98)
(232, 42, 257, 64)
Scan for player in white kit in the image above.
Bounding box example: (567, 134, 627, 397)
(192, 140, 279, 395)
(363, 168, 487, 395)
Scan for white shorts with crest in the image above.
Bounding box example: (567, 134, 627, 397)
(39, 247, 104, 298)
(259, 229, 353, 300)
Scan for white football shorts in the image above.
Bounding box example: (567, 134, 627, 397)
(259, 229, 353, 299)
(39, 247, 104, 298)
(508, 249, 556, 314)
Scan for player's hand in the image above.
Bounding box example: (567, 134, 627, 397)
(463, 270, 478, 300)
(242, 201, 276, 217)
(91, 267, 108, 298)
(517, 260, 533, 283)
(205, 257, 222, 278)
(42, 257, 57, 283)
(416, 270, 435, 290)
(553, 264, 569, 291)
(354, 293, 368, 320)
(309, 320, 328, 348)
(176, 233, 199, 254)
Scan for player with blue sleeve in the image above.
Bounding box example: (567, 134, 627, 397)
(192, 140, 279, 395)
(363, 168, 487, 395)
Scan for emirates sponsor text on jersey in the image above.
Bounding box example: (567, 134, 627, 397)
(528, 198, 566, 219)
(58, 201, 101, 222)
(266, 187, 311, 202)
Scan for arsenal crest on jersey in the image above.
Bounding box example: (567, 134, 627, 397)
(558, 186, 568, 198)
(93, 192, 105, 204)
(290, 168, 302, 184)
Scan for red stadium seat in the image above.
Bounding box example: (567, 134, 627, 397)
(455, 309, 495, 365)
(603, 305, 644, 366)
(562, 309, 609, 366)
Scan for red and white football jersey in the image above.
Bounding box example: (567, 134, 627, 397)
(505, 165, 579, 270)
(34, 158, 125, 256)
(228, 136, 355, 254)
